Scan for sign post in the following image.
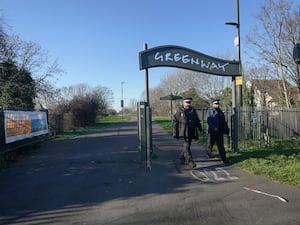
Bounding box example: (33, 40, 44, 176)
(142, 44, 152, 169)
(160, 94, 183, 116)
(139, 45, 241, 158)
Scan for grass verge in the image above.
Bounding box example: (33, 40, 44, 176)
(54, 114, 131, 139)
(153, 116, 300, 189)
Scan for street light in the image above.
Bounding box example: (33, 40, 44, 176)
(121, 81, 125, 120)
(225, 0, 241, 153)
(225, 0, 242, 107)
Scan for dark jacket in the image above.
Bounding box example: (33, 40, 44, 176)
(206, 107, 229, 134)
(172, 106, 203, 139)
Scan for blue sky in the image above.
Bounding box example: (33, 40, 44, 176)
(0, 0, 264, 111)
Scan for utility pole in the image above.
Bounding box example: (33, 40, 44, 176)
(121, 81, 125, 120)
(225, 0, 242, 106)
(225, 0, 241, 153)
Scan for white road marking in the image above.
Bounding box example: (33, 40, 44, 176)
(190, 167, 239, 182)
(190, 170, 210, 182)
(211, 170, 226, 181)
(216, 168, 239, 180)
(243, 187, 288, 203)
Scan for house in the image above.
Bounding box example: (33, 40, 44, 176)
(246, 79, 300, 108)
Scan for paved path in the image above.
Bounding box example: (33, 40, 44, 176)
(0, 119, 299, 225)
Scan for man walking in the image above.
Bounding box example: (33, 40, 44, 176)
(206, 99, 229, 164)
(172, 98, 203, 168)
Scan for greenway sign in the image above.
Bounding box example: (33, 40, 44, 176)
(139, 45, 240, 76)
(138, 44, 241, 166)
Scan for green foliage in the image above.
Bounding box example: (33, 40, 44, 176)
(227, 139, 300, 188)
(153, 116, 300, 189)
(96, 114, 131, 126)
(218, 87, 232, 107)
(0, 60, 36, 110)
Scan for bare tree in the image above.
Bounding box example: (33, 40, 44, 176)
(126, 98, 138, 113)
(0, 32, 63, 108)
(45, 83, 113, 113)
(150, 85, 172, 116)
(246, 0, 300, 108)
(159, 69, 230, 99)
(149, 68, 231, 115)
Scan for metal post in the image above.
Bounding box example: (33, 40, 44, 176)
(143, 43, 152, 167)
(232, 76, 238, 153)
(144, 44, 150, 104)
(236, 0, 243, 107)
(170, 100, 173, 117)
(121, 81, 125, 120)
(146, 106, 152, 169)
(235, 0, 240, 153)
(225, 0, 241, 153)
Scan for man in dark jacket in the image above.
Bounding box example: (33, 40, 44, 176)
(206, 99, 229, 164)
(172, 98, 203, 168)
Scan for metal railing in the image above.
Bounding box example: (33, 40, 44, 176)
(196, 107, 300, 148)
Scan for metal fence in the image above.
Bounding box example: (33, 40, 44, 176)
(196, 107, 300, 148)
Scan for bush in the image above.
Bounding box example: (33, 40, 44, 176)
(69, 96, 99, 127)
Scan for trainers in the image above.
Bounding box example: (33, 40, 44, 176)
(207, 150, 213, 158)
(180, 157, 189, 165)
(222, 159, 230, 164)
(182, 160, 189, 165)
(189, 161, 197, 168)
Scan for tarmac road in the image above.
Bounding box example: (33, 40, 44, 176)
(0, 119, 299, 225)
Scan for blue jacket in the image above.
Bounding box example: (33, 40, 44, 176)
(206, 107, 227, 134)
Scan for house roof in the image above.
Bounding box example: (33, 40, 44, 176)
(249, 79, 298, 104)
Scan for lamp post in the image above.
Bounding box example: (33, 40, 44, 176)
(225, 0, 241, 153)
(121, 81, 125, 120)
(225, 0, 242, 107)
